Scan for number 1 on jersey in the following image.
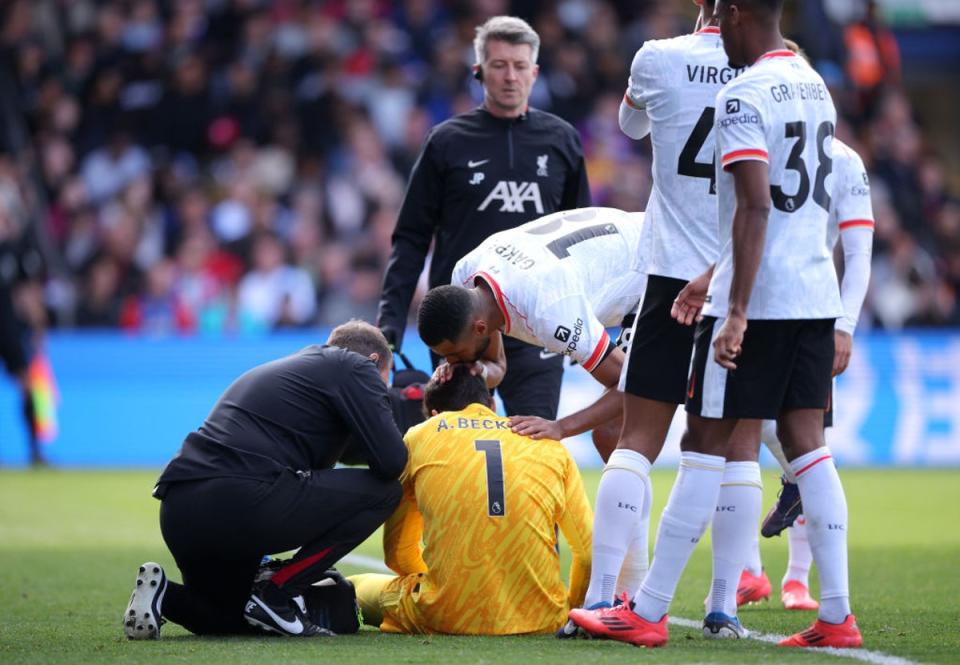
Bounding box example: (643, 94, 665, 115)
(475, 440, 505, 517)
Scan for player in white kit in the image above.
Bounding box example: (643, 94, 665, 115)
(736, 137, 876, 611)
(570, 0, 862, 649)
(566, 0, 756, 639)
(416, 207, 646, 451)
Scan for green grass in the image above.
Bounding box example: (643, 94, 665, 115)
(1, 468, 958, 664)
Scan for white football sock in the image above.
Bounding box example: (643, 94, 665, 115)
(710, 461, 763, 617)
(790, 447, 850, 623)
(583, 449, 651, 608)
(616, 474, 652, 598)
(784, 516, 813, 587)
(633, 451, 725, 622)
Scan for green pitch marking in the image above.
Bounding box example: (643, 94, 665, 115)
(0, 468, 957, 664)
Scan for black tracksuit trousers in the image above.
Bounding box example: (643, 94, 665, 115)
(158, 468, 401, 635)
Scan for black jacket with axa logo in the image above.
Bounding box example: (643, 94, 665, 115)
(378, 107, 591, 349)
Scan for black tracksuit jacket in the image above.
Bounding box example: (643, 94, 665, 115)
(377, 106, 591, 349)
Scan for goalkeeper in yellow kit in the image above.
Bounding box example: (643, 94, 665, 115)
(350, 366, 592, 635)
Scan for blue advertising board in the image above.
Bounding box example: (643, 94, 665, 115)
(0, 331, 957, 468)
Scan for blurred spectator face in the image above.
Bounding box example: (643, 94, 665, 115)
(146, 259, 177, 298)
(177, 233, 212, 273)
(91, 69, 123, 105)
(42, 137, 76, 185)
(51, 96, 81, 134)
(174, 54, 207, 95)
(478, 39, 539, 117)
(177, 188, 210, 232)
(17, 42, 45, 82)
(88, 258, 120, 304)
(103, 209, 141, 263)
(252, 234, 284, 273)
(98, 4, 125, 47)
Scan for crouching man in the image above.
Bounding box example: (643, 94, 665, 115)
(123, 320, 407, 638)
(350, 366, 592, 634)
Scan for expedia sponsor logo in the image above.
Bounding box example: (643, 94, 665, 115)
(554, 326, 571, 342)
(851, 172, 870, 196)
(478, 181, 544, 214)
(718, 112, 760, 128)
(726, 99, 741, 114)
(561, 318, 584, 354)
(494, 243, 536, 270)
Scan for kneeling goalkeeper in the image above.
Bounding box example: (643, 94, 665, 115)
(350, 366, 592, 634)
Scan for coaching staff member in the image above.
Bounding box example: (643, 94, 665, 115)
(377, 15, 591, 420)
(123, 321, 406, 639)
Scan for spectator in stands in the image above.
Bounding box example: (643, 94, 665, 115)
(844, 0, 901, 121)
(236, 232, 316, 331)
(0, 0, 954, 334)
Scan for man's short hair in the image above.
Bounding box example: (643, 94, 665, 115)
(417, 285, 474, 348)
(474, 15, 540, 65)
(423, 365, 492, 417)
(728, 0, 784, 13)
(327, 320, 391, 371)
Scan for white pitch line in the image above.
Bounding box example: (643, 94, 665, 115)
(342, 556, 919, 665)
(669, 617, 919, 665)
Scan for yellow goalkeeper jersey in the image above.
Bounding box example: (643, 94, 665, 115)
(378, 403, 592, 635)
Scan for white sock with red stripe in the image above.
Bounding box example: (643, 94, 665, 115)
(633, 451, 725, 622)
(710, 461, 763, 617)
(789, 447, 850, 623)
(784, 517, 814, 586)
(615, 474, 652, 598)
(583, 449, 651, 608)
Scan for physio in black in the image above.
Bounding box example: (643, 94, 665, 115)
(377, 15, 591, 420)
(123, 320, 406, 639)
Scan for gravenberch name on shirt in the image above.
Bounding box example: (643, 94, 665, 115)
(686, 64, 745, 85)
(770, 80, 830, 103)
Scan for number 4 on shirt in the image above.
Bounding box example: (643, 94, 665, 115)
(678, 107, 717, 195)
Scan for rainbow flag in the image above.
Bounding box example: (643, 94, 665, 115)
(27, 352, 59, 443)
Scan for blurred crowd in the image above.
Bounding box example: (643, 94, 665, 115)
(0, 0, 957, 337)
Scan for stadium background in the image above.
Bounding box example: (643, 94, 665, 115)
(0, 0, 958, 468)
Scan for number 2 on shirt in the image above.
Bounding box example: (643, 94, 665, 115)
(475, 440, 505, 517)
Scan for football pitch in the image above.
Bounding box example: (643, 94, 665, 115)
(1, 468, 957, 664)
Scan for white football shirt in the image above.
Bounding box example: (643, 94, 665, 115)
(706, 49, 843, 320)
(623, 26, 745, 280)
(452, 207, 646, 372)
(828, 139, 875, 333)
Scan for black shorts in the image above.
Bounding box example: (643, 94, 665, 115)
(619, 275, 696, 404)
(685, 317, 834, 420)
